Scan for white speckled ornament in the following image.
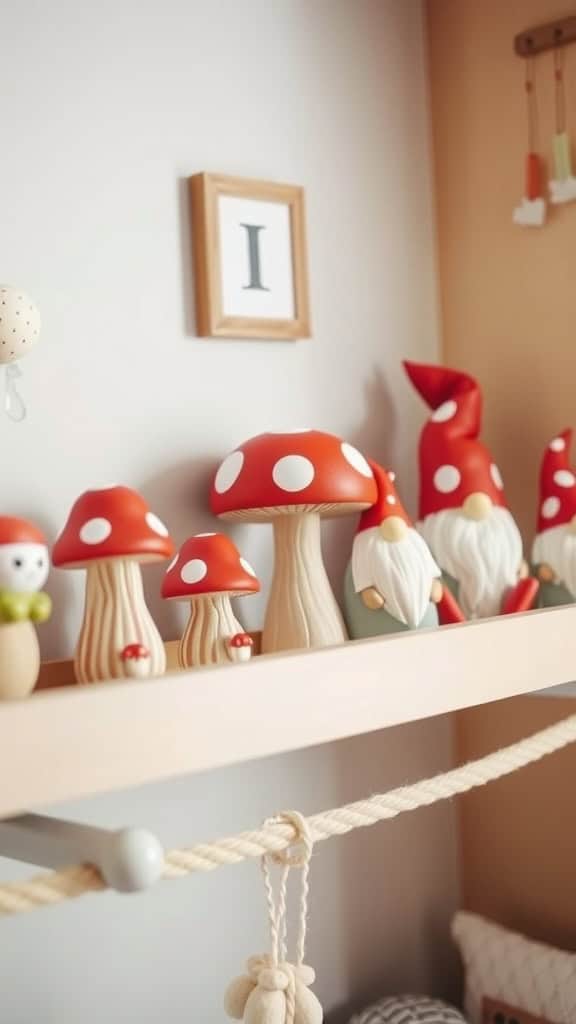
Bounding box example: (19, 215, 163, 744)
(0, 285, 41, 421)
(0, 285, 41, 364)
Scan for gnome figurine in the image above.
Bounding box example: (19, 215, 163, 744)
(532, 430, 576, 607)
(343, 462, 464, 638)
(404, 361, 539, 619)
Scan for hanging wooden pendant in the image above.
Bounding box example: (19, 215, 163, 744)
(514, 58, 546, 225)
(549, 47, 576, 203)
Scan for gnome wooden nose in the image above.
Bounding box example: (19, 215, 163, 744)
(462, 492, 493, 521)
(379, 516, 408, 542)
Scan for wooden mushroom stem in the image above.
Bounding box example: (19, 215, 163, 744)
(262, 512, 347, 653)
(75, 560, 165, 684)
(179, 593, 243, 668)
(0, 621, 41, 699)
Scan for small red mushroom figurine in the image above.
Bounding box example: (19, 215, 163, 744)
(162, 533, 259, 668)
(53, 486, 174, 684)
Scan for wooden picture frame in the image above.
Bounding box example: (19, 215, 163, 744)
(190, 173, 311, 340)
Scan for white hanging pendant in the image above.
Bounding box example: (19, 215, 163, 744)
(548, 47, 576, 204)
(549, 131, 576, 203)
(0, 285, 41, 421)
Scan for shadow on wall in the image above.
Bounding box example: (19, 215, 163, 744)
(323, 720, 461, 1023)
(138, 455, 219, 642)
(177, 175, 197, 338)
(325, 366, 398, 604)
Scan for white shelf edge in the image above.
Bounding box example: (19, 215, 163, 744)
(0, 605, 575, 817)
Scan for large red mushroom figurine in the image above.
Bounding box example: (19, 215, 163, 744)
(53, 486, 174, 684)
(210, 431, 377, 653)
(162, 533, 259, 667)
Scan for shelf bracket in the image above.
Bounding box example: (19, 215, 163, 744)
(0, 813, 165, 893)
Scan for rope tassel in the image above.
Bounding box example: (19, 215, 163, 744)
(224, 812, 323, 1024)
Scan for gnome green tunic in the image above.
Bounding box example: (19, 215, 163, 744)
(343, 462, 443, 640)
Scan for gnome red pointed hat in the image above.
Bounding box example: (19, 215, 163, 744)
(404, 361, 507, 519)
(356, 462, 412, 534)
(536, 429, 576, 533)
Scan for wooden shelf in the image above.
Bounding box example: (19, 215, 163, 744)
(0, 606, 574, 818)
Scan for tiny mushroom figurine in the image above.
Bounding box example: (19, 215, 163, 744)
(0, 516, 52, 699)
(161, 533, 259, 668)
(210, 431, 377, 653)
(53, 486, 174, 684)
(120, 643, 152, 679)
(229, 633, 254, 663)
(532, 429, 576, 607)
(343, 462, 465, 639)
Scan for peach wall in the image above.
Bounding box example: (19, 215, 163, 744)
(427, 0, 576, 541)
(427, 0, 576, 948)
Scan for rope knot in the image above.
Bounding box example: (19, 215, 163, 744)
(268, 810, 313, 868)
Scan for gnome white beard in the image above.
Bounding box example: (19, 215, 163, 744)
(352, 526, 441, 628)
(533, 525, 576, 598)
(418, 507, 523, 619)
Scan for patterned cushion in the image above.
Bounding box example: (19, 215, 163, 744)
(348, 994, 467, 1024)
(452, 911, 576, 1024)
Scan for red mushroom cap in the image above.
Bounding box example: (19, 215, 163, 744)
(120, 643, 150, 661)
(161, 533, 260, 600)
(230, 633, 253, 648)
(210, 431, 377, 521)
(0, 517, 46, 546)
(52, 487, 174, 568)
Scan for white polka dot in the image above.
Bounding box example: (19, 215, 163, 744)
(166, 554, 179, 572)
(549, 437, 566, 452)
(79, 517, 112, 545)
(431, 400, 457, 423)
(340, 442, 373, 478)
(554, 469, 576, 488)
(490, 464, 504, 490)
(146, 511, 169, 537)
(542, 496, 561, 519)
(388, 471, 396, 482)
(272, 455, 315, 492)
(181, 559, 208, 585)
(214, 451, 244, 494)
(386, 494, 396, 505)
(433, 465, 461, 494)
(194, 532, 216, 538)
(240, 557, 257, 577)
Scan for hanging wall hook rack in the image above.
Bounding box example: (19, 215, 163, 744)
(0, 813, 165, 893)
(515, 15, 576, 57)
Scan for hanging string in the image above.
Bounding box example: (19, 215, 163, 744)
(554, 45, 566, 135)
(525, 55, 538, 153)
(261, 811, 313, 968)
(4, 365, 26, 422)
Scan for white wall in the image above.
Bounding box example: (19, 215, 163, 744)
(0, 1, 458, 1020)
